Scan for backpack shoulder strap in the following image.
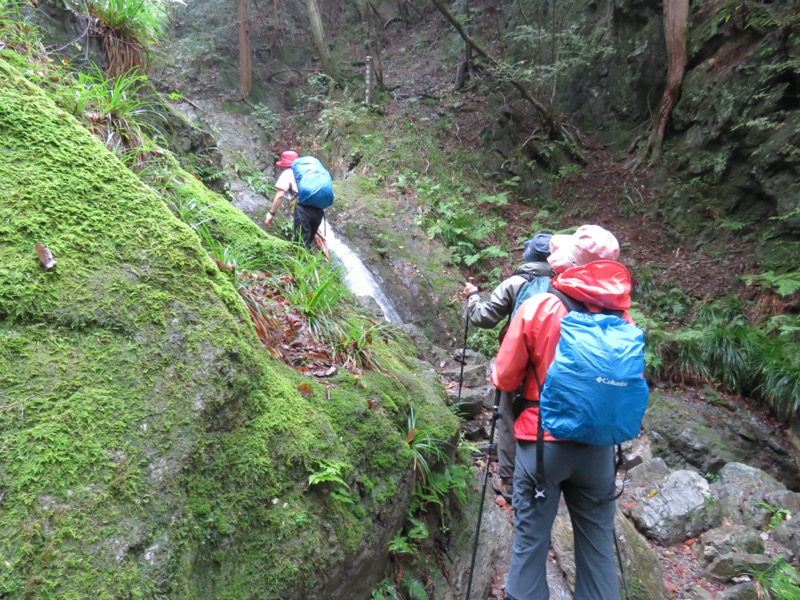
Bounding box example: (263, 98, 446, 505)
(547, 287, 587, 313)
(548, 287, 624, 318)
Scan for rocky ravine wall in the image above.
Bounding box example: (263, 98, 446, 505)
(529, 0, 799, 239)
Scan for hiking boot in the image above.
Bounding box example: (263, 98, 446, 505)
(492, 476, 513, 504)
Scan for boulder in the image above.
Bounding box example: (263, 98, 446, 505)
(627, 470, 720, 545)
(700, 526, 765, 563)
(711, 463, 786, 529)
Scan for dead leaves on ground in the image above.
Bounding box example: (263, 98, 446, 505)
(239, 274, 340, 377)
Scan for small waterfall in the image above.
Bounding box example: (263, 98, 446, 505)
(322, 221, 403, 324)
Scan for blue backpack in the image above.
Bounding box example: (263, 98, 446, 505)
(499, 270, 553, 345)
(536, 290, 649, 446)
(292, 156, 334, 209)
(511, 275, 552, 319)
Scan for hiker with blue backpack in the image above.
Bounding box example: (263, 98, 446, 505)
(264, 150, 334, 250)
(491, 225, 649, 600)
(461, 232, 553, 504)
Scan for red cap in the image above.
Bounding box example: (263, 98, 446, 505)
(276, 150, 299, 168)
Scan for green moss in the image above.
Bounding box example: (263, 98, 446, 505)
(0, 57, 457, 598)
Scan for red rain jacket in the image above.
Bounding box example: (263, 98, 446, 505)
(490, 260, 636, 442)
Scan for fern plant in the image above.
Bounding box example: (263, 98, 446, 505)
(750, 558, 800, 600)
(307, 459, 353, 505)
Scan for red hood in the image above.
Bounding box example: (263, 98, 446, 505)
(550, 260, 632, 312)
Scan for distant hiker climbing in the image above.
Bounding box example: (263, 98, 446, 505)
(491, 224, 649, 600)
(264, 150, 334, 251)
(461, 232, 553, 504)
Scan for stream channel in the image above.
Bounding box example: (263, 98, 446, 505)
(322, 219, 403, 324)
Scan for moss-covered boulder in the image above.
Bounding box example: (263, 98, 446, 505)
(0, 58, 458, 599)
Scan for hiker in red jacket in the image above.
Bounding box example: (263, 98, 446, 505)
(492, 224, 630, 600)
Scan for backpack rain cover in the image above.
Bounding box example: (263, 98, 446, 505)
(292, 156, 334, 209)
(539, 310, 649, 446)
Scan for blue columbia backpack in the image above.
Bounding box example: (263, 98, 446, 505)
(537, 290, 649, 446)
(292, 156, 334, 209)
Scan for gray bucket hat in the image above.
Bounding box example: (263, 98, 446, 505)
(522, 233, 553, 263)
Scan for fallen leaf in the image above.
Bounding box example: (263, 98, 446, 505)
(297, 383, 313, 398)
(35, 243, 56, 270)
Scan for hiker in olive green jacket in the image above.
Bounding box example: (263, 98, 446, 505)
(461, 233, 552, 503)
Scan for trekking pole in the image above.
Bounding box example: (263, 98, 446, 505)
(465, 388, 502, 600)
(614, 528, 631, 600)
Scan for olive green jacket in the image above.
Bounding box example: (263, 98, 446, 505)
(466, 261, 551, 329)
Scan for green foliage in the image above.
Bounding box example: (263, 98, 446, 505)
(757, 501, 792, 532)
(308, 459, 354, 505)
(274, 247, 350, 336)
(372, 578, 402, 600)
(406, 405, 450, 485)
(750, 558, 800, 600)
(0, 0, 44, 54)
(2, 2, 164, 167)
(84, 0, 167, 77)
(333, 317, 397, 372)
(634, 268, 692, 322)
(414, 176, 509, 267)
(502, 10, 615, 106)
(385, 408, 471, 566)
(641, 298, 800, 418)
(719, 1, 800, 32)
(371, 574, 428, 600)
(401, 573, 429, 600)
(59, 66, 165, 161)
(251, 102, 281, 137)
(387, 529, 415, 556)
(195, 221, 272, 278)
(467, 326, 501, 359)
(742, 271, 800, 297)
(167, 196, 212, 230)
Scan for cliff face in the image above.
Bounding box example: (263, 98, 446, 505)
(0, 58, 457, 598)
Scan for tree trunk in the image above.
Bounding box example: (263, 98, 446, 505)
(306, 0, 339, 81)
(272, 0, 284, 46)
(364, 1, 385, 89)
(627, 0, 689, 169)
(429, 0, 586, 162)
(238, 0, 252, 97)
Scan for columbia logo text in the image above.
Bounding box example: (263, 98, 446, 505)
(595, 376, 628, 387)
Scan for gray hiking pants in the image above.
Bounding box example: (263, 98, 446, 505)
(497, 390, 516, 481)
(505, 441, 619, 600)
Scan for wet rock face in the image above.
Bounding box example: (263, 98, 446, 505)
(643, 392, 800, 490)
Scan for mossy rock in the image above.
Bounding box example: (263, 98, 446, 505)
(0, 57, 457, 599)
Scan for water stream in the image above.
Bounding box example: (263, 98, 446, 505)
(322, 220, 403, 324)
